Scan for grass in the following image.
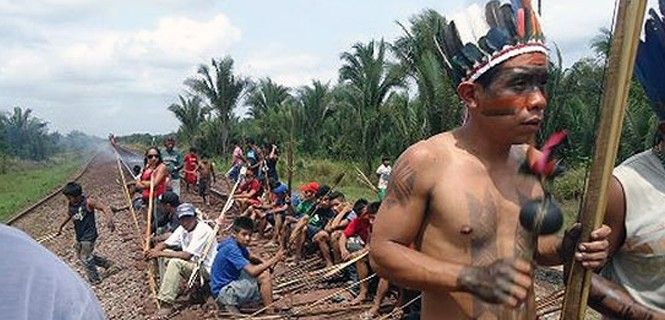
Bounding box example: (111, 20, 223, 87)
(0, 152, 88, 222)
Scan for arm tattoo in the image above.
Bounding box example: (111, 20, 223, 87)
(382, 156, 416, 209)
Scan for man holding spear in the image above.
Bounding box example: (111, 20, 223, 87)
(370, 1, 611, 319)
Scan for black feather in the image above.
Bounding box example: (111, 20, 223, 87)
(485, 0, 503, 29)
(486, 27, 510, 51)
(523, 7, 532, 41)
(462, 44, 485, 65)
(499, 4, 518, 45)
(443, 22, 465, 58)
(478, 36, 493, 53)
(660, 0, 665, 17)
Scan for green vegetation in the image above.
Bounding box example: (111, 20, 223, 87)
(0, 153, 87, 222)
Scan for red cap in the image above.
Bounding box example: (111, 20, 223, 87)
(299, 182, 319, 194)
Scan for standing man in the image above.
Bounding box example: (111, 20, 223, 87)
(228, 140, 245, 182)
(162, 137, 184, 196)
(375, 157, 392, 200)
(369, 2, 611, 319)
(145, 203, 217, 317)
(57, 182, 115, 284)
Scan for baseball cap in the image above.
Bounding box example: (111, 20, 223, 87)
(161, 192, 180, 207)
(176, 203, 196, 219)
(299, 182, 319, 194)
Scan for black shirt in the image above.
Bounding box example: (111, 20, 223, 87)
(68, 197, 98, 242)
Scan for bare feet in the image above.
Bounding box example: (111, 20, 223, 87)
(349, 294, 366, 306)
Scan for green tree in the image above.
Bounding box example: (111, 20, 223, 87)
(184, 56, 249, 155)
(394, 9, 462, 135)
(339, 40, 405, 171)
(294, 80, 334, 155)
(168, 95, 209, 144)
(2, 107, 55, 160)
(246, 78, 292, 119)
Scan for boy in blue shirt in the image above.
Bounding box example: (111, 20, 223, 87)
(209, 217, 284, 314)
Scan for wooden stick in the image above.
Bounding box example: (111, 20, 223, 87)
(115, 154, 160, 309)
(560, 1, 647, 319)
(145, 176, 154, 252)
(354, 166, 379, 193)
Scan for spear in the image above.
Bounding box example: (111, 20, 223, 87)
(560, 1, 647, 319)
(187, 167, 247, 289)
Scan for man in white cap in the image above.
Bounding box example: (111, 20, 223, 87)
(145, 203, 216, 317)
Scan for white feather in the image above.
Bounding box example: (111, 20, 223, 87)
(451, 11, 475, 46)
(466, 4, 490, 41)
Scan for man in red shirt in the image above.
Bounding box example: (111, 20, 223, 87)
(338, 201, 393, 315)
(234, 168, 262, 214)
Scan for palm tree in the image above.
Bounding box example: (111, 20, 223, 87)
(168, 95, 209, 143)
(394, 10, 462, 135)
(246, 78, 292, 119)
(2, 107, 52, 160)
(295, 80, 334, 154)
(339, 39, 405, 171)
(184, 56, 249, 154)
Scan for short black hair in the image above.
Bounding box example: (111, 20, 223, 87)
(233, 216, 254, 233)
(247, 138, 255, 145)
(474, 62, 503, 88)
(269, 179, 281, 190)
(132, 165, 142, 176)
(366, 201, 382, 214)
(316, 185, 331, 198)
(189, 147, 197, 153)
(63, 182, 83, 197)
(381, 157, 390, 162)
(329, 191, 345, 201)
(353, 198, 368, 213)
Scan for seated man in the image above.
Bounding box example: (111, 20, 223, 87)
(283, 182, 319, 245)
(293, 191, 344, 267)
(153, 191, 182, 240)
(339, 201, 393, 315)
(254, 180, 289, 244)
(144, 203, 217, 317)
(330, 198, 367, 263)
(210, 217, 284, 314)
(234, 168, 263, 214)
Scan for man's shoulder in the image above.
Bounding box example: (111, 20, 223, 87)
(398, 133, 454, 167)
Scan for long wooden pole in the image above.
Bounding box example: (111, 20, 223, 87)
(145, 176, 154, 252)
(115, 154, 160, 309)
(560, 1, 646, 319)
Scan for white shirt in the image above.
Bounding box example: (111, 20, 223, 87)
(376, 164, 392, 189)
(165, 220, 217, 274)
(603, 150, 665, 313)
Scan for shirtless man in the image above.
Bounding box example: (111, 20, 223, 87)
(370, 2, 610, 319)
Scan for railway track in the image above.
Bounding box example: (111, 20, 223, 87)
(5, 143, 582, 319)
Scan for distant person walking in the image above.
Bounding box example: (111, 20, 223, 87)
(162, 137, 183, 196)
(375, 157, 391, 200)
(198, 154, 216, 206)
(56, 182, 115, 284)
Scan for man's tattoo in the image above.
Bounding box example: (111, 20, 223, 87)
(383, 155, 416, 209)
(466, 191, 499, 318)
(513, 190, 533, 259)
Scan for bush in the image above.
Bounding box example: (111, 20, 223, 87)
(551, 164, 588, 201)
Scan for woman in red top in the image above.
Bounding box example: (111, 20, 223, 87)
(135, 147, 168, 201)
(183, 147, 199, 193)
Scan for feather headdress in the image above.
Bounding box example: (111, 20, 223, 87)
(634, 0, 665, 122)
(436, 0, 548, 86)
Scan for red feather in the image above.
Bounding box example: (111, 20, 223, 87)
(516, 8, 526, 38)
(527, 131, 568, 177)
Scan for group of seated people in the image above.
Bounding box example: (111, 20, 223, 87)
(139, 162, 400, 319)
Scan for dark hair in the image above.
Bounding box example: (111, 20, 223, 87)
(316, 185, 331, 198)
(366, 201, 382, 214)
(353, 198, 368, 213)
(269, 179, 281, 190)
(475, 62, 503, 88)
(189, 147, 197, 153)
(63, 182, 83, 197)
(233, 217, 254, 232)
(381, 157, 390, 162)
(132, 165, 142, 176)
(143, 146, 163, 167)
(329, 191, 345, 201)
(247, 138, 255, 145)
(201, 153, 210, 159)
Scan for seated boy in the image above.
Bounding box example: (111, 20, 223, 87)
(210, 217, 284, 314)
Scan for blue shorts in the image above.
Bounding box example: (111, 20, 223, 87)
(306, 225, 321, 240)
(215, 271, 261, 307)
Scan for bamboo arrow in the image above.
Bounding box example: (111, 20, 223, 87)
(560, 1, 647, 319)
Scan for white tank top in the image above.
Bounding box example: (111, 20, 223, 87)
(604, 149, 665, 313)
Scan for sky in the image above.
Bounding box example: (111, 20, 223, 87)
(0, 0, 635, 137)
